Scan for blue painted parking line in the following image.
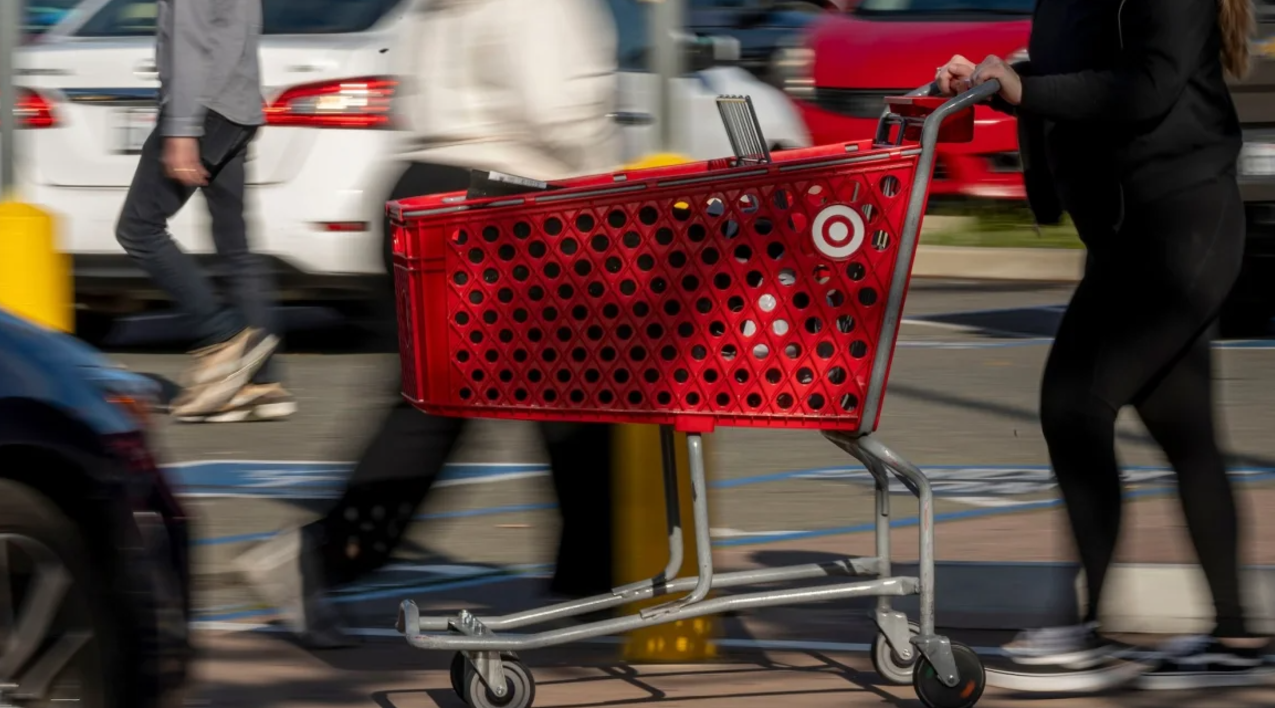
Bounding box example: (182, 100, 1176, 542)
(189, 461, 1275, 548)
(195, 471, 1275, 622)
(195, 502, 558, 547)
(167, 460, 549, 498)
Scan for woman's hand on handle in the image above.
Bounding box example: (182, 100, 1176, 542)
(970, 55, 1023, 105)
(936, 55, 977, 96)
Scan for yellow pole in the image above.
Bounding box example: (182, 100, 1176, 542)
(612, 152, 718, 662)
(0, 198, 71, 333)
(613, 425, 719, 662)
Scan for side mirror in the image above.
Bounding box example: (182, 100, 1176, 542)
(683, 34, 743, 72)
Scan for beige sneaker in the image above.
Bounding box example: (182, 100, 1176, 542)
(170, 328, 279, 417)
(175, 383, 296, 423)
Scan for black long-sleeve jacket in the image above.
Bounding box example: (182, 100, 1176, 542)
(1003, 0, 1241, 224)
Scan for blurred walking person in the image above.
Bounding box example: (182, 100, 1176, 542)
(115, 0, 292, 423)
(235, 0, 622, 648)
(938, 0, 1272, 689)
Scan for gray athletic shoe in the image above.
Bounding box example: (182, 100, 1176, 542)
(233, 526, 357, 649)
(1003, 623, 1137, 669)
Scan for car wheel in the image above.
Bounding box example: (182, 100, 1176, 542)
(0, 479, 118, 708)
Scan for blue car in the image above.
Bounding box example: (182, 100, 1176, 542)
(0, 308, 190, 708)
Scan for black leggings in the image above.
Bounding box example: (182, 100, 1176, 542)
(1043, 175, 1248, 637)
(311, 162, 614, 597)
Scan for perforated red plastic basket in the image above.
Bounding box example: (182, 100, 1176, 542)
(389, 138, 932, 433)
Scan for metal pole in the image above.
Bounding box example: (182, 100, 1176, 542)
(0, 0, 19, 195)
(647, 0, 686, 153)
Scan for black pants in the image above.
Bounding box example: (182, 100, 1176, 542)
(1043, 175, 1248, 636)
(309, 162, 614, 597)
(115, 109, 280, 382)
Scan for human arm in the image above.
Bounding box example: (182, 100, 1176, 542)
(974, 0, 1215, 123)
(162, 0, 212, 185)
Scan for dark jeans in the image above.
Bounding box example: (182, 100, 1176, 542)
(1043, 175, 1248, 636)
(115, 109, 280, 383)
(310, 162, 614, 597)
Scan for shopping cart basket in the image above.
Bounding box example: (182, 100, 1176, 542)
(388, 81, 1001, 708)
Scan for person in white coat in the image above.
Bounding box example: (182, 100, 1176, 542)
(235, 0, 623, 648)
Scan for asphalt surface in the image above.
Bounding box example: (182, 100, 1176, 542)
(97, 279, 1275, 706)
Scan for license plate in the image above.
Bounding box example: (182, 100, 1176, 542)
(1240, 141, 1275, 177)
(113, 107, 157, 154)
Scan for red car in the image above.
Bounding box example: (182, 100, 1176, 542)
(783, 0, 1032, 200)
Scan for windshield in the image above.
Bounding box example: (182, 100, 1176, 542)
(75, 0, 405, 37)
(24, 0, 82, 36)
(854, 0, 1033, 16)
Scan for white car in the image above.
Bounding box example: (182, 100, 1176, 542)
(14, 0, 811, 322)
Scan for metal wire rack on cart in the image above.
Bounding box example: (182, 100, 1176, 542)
(388, 81, 1001, 708)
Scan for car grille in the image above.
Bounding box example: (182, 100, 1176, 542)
(814, 88, 901, 119)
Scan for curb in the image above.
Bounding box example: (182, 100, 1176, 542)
(913, 245, 1084, 283)
(884, 561, 1275, 633)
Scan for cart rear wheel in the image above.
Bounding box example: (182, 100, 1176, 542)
(872, 621, 920, 685)
(912, 643, 985, 708)
(450, 652, 467, 697)
(463, 658, 536, 708)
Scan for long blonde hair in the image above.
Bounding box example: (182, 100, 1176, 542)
(1220, 0, 1257, 79)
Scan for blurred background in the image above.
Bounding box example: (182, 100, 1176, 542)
(3, 1, 1275, 707)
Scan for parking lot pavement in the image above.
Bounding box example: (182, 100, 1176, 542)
(98, 279, 1275, 704)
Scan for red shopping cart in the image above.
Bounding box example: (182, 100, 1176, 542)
(388, 81, 1001, 708)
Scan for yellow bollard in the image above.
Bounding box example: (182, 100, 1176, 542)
(612, 152, 719, 662)
(613, 425, 719, 662)
(0, 198, 71, 333)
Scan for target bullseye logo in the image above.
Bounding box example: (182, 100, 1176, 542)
(811, 204, 865, 260)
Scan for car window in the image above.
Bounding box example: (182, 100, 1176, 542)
(604, 0, 650, 72)
(75, 0, 405, 37)
(24, 0, 84, 36)
(855, 0, 1033, 16)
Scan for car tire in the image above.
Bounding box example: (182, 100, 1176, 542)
(0, 478, 127, 708)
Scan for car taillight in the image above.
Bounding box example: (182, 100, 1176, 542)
(4, 88, 57, 129)
(264, 76, 396, 129)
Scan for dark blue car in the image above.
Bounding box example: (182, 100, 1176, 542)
(689, 0, 831, 85)
(0, 308, 190, 708)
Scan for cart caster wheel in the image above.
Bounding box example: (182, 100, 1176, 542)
(450, 652, 467, 698)
(872, 621, 920, 685)
(463, 658, 536, 708)
(912, 643, 985, 708)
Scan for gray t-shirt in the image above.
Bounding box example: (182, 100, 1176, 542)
(156, 0, 264, 137)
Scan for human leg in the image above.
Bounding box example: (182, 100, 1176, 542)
(234, 162, 472, 647)
(541, 423, 614, 598)
(1008, 176, 1248, 670)
(117, 113, 277, 416)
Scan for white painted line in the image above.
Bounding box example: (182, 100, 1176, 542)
(710, 528, 803, 539)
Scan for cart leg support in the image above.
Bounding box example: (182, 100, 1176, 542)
(613, 425, 684, 598)
(825, 431, 960, 688)
(641, 432, 713, 618)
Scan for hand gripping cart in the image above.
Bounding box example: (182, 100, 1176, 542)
(387, 81, 1001, 708)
